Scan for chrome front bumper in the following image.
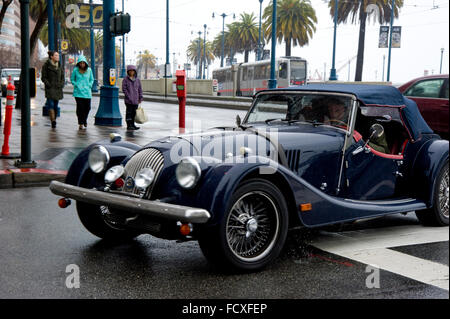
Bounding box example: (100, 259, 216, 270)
(49, 181, 211, 224)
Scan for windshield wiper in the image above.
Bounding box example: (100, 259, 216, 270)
(288, 119, 325, 127)
(265, 118, 289, 124)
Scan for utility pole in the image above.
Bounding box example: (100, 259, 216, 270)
(95, 0, 121, 126)
(440, 48, 444, 74)
(16, 0, 35, 168)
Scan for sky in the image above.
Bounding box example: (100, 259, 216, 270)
(107, 0, 449, 83)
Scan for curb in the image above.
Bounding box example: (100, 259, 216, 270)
(0, 169, 67, 189)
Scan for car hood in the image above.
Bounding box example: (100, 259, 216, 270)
(146, 123, 346, 172)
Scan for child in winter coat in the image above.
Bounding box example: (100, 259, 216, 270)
(122, 65, 143, 130)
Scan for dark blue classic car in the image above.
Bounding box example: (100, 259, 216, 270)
(50, 84, 449, 271)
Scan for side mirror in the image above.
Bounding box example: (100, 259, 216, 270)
(236, 115, 242, 127)
(369, 123, 385, 139)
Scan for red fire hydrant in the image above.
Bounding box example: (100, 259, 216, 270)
(1, 75, 20, 158)
(176, 70, 187, 134)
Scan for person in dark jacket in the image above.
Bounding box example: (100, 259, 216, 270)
(122, 65, 143, 130)
(41, 51, 64, 128)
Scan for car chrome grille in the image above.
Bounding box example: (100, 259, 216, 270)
(123, 148, 164, 198)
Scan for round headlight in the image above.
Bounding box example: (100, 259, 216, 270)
(135, 168, 155, 190)
(88, 146, 110, 173)
(176, 157, 202, 189)
(104, 165, 125, 184)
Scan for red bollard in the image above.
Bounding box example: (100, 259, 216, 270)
(0, 76, 20, 159)
(176, 70, 187, 134)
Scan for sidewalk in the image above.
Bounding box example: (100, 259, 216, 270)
(0, 90, 247, 189)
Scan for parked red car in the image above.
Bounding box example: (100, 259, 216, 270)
(398, 74, 449, 139)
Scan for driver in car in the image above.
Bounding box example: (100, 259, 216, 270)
(324, 97, 348, 126)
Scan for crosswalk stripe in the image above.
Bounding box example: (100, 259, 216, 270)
(310, 225, 449, 291)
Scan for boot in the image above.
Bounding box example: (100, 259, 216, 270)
(126, 120, 136, 130)
(49, 109, 56, 128)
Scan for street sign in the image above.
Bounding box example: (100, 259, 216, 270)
(65, 3, 103, 29)
(184, 63, 191, 71)
(61, 40, 69, 54)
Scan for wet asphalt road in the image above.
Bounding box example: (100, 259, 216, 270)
(0, 187, 447, 299)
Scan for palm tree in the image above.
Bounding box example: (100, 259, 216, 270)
(39, 25, 90, 54)
(329, 0, 403, 81)
(263, 0, 317, 57)
(137, 50, 156, 79)
(187, 39, 215, 78)
(30, 0, 81, 56)
(229, 13, 259, 62)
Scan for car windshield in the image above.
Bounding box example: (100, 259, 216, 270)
(245, 93, 353, 128)
(1, 70, 21, 78)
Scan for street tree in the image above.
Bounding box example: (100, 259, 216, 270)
(137, 50, 156, 79)
(328, 0, 404, 81)
(263, 0, 317, 57)
(187, 39, 214, 78)
(229, 13, 259, 63)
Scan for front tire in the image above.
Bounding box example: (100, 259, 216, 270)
(198, 178, 289, 271)
(76, 202, 141, 241)
(416, 160, 449, 226)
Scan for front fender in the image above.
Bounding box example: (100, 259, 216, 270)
(195, 156, 294, 226)
(65, 139, 141, 187)
(410, 138, 449, 206)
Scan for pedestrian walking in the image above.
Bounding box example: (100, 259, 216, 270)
(122, 65, 143, 130)
(41, 51, 64, 129)
(71, 55, 94, 130)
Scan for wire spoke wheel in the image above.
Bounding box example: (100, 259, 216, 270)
(226, 191, 280, 262)
(438, 164, 449, 218)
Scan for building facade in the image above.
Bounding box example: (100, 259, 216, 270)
(0, 0, 21, 49)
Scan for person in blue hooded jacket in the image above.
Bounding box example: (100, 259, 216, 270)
(71, 55, 94, 130)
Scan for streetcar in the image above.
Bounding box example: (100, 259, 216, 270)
(213, 56, 307, 97)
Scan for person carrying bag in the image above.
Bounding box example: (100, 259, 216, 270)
(41, 51, 64, 129)
(122, 65, 144, 130)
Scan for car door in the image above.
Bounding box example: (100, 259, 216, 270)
(403, 78, 448, 135)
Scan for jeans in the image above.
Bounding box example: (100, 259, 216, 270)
(47, 99, 59, 111)
(75, 97, 91, 125)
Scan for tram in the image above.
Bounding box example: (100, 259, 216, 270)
(212, 56, 307, 96)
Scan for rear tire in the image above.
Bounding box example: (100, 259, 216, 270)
(198, 178, 289, 271)
(76, 201, 141, 241)
(416, 160, 449, 226)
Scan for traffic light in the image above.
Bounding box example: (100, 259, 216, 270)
(110, 13, 131, 36)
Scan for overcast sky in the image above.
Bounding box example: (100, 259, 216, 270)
(109, 0, 449, 83)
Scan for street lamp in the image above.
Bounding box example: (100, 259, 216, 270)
(197, 31, 202, 79)
(90, 0, 98, 92)
(257, 0, 264, 61)
(387, 0, 396, 82)
(268, 0, 277, 89)
(212, 12, 235, 68)
(440, 48, 444, 74)
(120, 0, 126, 78)
(203, 24, 207, 80)
(329, 0, 338, 81)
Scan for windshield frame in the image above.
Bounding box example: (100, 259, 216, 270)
(244, 90, 358, 134)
